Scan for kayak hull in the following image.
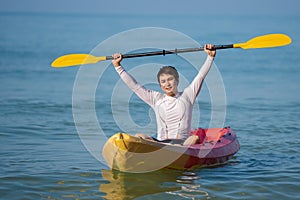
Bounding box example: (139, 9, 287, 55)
(102, 127, 240, 173)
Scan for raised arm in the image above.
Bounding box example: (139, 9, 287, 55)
(112, 53, 159, 107)
(184, 44, 216, 104)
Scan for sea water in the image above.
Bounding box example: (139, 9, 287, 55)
(0, 12, 299, 199)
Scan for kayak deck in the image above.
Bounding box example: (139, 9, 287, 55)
(102, 127, 240, 173)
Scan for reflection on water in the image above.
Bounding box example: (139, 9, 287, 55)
(100, 169, 209, 199)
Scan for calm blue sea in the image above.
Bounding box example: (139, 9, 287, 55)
(1, 12, 300, 199)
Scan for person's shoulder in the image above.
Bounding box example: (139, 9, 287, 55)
(180, 89, 195, 102)
(152, 90, 164, 98)
(152, 92, 165, 103)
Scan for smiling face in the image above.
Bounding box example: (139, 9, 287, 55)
(159, 73, 178, 97)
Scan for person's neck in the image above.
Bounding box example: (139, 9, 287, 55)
(166, 92, 178, 97)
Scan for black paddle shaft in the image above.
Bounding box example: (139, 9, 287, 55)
(106, 44, 233, 60)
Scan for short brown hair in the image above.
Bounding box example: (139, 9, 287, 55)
(157, 66, 179, 83)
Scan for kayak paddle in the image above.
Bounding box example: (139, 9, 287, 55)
(51, 33, 291, 68)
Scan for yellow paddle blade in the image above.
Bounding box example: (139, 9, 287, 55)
(234, 34, 292, 49)
(51, 54, 107, 68)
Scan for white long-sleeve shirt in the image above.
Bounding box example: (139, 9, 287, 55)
(115, 56, 214, 140)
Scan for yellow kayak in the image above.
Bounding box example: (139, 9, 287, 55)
(102, 127, 240, 173)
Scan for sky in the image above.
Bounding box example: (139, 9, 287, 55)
(0, 0, 299, 15)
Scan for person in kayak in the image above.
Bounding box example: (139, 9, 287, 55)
(112, 44, 216, 145)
